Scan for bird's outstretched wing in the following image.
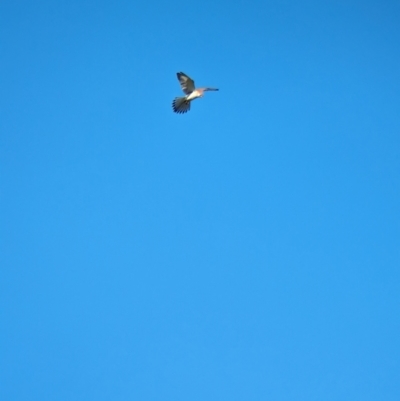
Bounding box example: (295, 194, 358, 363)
(177, 72, 195, 94)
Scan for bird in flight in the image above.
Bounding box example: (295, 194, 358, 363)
(172, 72, 219, 114)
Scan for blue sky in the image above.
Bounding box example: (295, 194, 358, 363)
(1, 0, 399, 400)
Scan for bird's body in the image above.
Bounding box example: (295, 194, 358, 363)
(186, 89, 203, 101)
(172, 72, 218, 114)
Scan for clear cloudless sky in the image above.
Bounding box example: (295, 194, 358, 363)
(1, 0, 399, 400)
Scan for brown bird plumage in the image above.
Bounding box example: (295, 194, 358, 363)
(172, 72, 219, 114)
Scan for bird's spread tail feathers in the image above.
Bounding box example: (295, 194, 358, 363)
(172, 97, 190, 114)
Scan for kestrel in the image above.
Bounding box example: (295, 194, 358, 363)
(172, 72, 219, 114)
